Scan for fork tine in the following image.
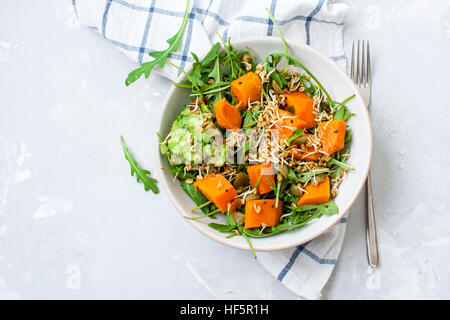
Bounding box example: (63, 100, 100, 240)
(350, 41, 355, 81)
(356, 40, 360, 85)
(366, 40, 371, 84)
(361, 40, 366, 86)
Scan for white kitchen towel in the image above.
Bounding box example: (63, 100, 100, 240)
(72, 0, 349, 300)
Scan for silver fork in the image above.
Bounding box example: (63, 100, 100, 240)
(350, 40, 378, 268)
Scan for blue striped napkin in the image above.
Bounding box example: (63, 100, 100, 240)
(73, 0, 349, 299)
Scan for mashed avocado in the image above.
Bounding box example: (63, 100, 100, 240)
(160, 106, 225, 166)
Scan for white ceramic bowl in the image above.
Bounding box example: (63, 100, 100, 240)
(155, 37, 372, 252)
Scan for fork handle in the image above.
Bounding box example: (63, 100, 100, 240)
(366, 173, 378, 267)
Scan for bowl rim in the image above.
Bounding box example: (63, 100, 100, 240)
(155, 36, 373, 252)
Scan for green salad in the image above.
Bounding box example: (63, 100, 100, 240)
(122, 4, 355, 257)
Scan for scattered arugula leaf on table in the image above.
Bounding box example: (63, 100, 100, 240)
(120, 136, 159, 194)
(125, 0, 191, 86)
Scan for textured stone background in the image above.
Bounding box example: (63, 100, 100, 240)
(0, 0, 449, 299)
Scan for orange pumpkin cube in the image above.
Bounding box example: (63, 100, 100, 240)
(286, 133, 321, 161)
(194, 174, 237, 213)
(247, 162, 276, 194)
(276, 109, 307, 143)
(285, 91, 316, 129)
(244, 199, 283, 229)
(318, 120, 346, 155)
(230, 72, 262, 109)
(296, 175, 330, 206)
(214, 98, 242, 129)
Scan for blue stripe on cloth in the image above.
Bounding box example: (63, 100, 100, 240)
(101, 0, 113, 39)
(88, 0, 344, 76)
(305, 0, 325, 45)
(138, 0, 157, 64)
(234, 14, 341, 26)
(302, 247, 337, 265)
(177, 11, 196, 76)
(201, 0, 213, 24)
(266, 0, 277, 36)
(339, 217, 348, 223)
(235, 16, 268, 24)
(111, 0, 152, 12)
(113, 0, 230, 26)
(277, 245, 306, 281)
(310, 17, 344, 26)
(72, 0, 79, 19)
(279, 15, 343, 26)
(331, 54, 346, 61)
(277, 242, 337, 282)
(111, 0, 342, 27)
(196, 8, 230, 26)
(104, 37, 194, 62)
(113, 0, 186, 17)
(222, 27, 229, 42)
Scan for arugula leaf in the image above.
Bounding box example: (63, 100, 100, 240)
(270, 69, 288, 89)
(208, 223, 236, 233)
(287, 167, 297, 182)
(120, 136, 159, 194)
(242, 110, 259, 128)
(185, 209, 219, 220)
(244, 200, 339, 238)
(329, 147, 352, 191)
(292, 200, 339, 216)
(285, 129, 304, 147)
(243, 210, 321, 238)
(225, 212, 237, 227)
(180, 180, 210, 214)
(239, 225, 257, 259)
(334, 105, 355, 122)
(328, 158, 354, 171)
(296, 168, 330, 183)
(162, 164, 195, 181)
(208, 57, 222, 81)
(266, 8, 288, 54)
(206, 57, 224, 105)
(330, 94, 355, 110)
(201, 42, 221, 67)
(125, 0, 191, 86)
(264, 52, 331, 100)
(344, 129, 352, 144)
(283, 192, 299, 204)
(189, 63, 207, 88)
(218, 36, 246, 80)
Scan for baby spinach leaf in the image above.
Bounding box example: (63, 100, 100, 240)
(180, 180, 210, 213)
